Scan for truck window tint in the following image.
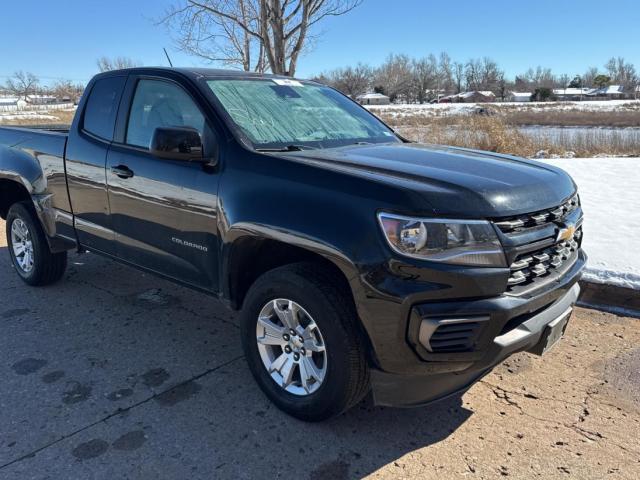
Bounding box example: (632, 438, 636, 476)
(83, 76, 126, 141)
(126, 80, 205, 149)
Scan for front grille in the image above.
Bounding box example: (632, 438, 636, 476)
(495, 194, 580, 233)
(506, 228, 582, 291)
(429, 321, 482, 353)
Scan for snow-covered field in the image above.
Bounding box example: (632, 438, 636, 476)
(367, 99, 640, 119)
(0, 111, 60, 122)
(541, 157, 640, 290)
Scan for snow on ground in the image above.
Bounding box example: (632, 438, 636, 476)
(540, 157, 640, 290)
(0, 112, 59, 122)
(367, 99, 640, 119)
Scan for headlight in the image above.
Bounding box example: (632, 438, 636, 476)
(377, 213, 507, 267)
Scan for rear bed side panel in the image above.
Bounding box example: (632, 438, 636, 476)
(0, 127, 77, 251)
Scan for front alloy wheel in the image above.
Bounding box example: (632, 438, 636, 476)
(256, 299, 327, 395)
(240, 262, 370, 421)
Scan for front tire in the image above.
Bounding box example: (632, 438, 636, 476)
(6, 202, 67, 286)
(240, 262, 370, 421)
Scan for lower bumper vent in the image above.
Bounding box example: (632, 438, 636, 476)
(418, 316, 489, 353)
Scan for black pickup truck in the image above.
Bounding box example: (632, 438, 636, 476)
(0, 68, 585, 421)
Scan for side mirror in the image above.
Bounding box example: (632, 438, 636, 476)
(150, 126, 205, 162)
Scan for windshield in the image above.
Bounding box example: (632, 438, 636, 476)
(206, 78, 400, 150)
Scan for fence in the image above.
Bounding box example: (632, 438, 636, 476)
(0, 102, 75, 113)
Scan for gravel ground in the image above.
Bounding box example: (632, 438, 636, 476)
(0, 219, 638, 479)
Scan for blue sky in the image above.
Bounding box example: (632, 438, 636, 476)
(1, 0, 639, 85)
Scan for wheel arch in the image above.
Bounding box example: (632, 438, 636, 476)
(0, 177, 33, 219)
(222, 225, 358, 312)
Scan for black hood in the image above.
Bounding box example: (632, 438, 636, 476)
(286, 143, 577, 218)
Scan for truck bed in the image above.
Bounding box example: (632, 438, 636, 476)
(0, 124, 69, 209)
(0, 125, 69, 145)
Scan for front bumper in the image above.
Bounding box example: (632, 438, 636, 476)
(369, 251, 584, 407)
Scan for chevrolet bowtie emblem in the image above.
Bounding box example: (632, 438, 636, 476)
(556, 223, 576, 242)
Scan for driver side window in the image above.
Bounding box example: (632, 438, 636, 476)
(126, 79, 205, 149)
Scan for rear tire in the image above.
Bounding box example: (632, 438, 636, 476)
(240, 262, 370, 421)
(6, 201, 67, 286)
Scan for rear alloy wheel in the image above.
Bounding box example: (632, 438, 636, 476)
(240, 262, 370, 421)
(6, 202, 67, 286)
(256, 299, 327, 395)
(10, 218, 35, 274)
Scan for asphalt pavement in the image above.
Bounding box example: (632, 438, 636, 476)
(1, 219, 639, 479)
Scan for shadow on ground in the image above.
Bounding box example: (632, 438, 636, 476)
(0, 247, 473, 479)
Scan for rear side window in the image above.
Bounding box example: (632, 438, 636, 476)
(126, 79, 205, 148)
(83, 76, 126, 141)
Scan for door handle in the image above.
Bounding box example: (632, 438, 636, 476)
(110, 165, 134, 179)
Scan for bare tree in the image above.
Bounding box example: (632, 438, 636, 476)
(412, 55, 439, 103)
(453, 61, 465, 93)
(582, 66, 599, 88)
(465, 57, 503, 92)
(557, 73, 570, 88)
(605, 57, 638, 91)
(5, 71, 39, 99)
(51, 80, 85, 102)
(375, 54, 414, 103)
(96, 56, 142, 72)
(437, 52, 454, 93)
(161, 0, 361, 76)
(162, 0, 266, 71)
(322, 63, 372, 97)
(520, 66, 556, 89)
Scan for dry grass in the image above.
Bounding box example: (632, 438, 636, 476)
(394, 116, 640, 158)
(373, 101, 640, 128)
(0, 109, 76, 127)
(499, 110, 640, 127)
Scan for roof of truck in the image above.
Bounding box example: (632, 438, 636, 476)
(97, 66, 299, 81)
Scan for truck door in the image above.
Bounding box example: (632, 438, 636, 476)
(105, 76, 220, 291)
(65, 75, 127, 254)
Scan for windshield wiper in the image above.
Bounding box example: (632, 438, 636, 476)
(255, 144, 319, 152)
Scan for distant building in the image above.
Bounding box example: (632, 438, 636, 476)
(585, 85, 625, 99)
(438, 91, 496, 103)
(508, 91, 532, 102)
(356, 92, 390, 105)
(0, 96, 27, 110)
(552, 88, 591, 101)
(26, 95, 59, 105)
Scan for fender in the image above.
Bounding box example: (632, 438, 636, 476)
(221, 222, 360, 306)
(0, 134, 76, 252)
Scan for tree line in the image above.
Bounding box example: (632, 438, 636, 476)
(312, 54, 639, 103)
(0, 57, 140, 101)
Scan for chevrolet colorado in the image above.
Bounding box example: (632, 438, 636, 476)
(0, 68, 585, 421)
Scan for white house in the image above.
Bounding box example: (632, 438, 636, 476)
(0, 96, 28, 111)
(585, 85, 625, 99)
(356, 92, 390, 105)
(26, 94, 59, 105)
(508, 91, 532, 102)
(439, 91, 496, 103)
(552, 88, 591, 100)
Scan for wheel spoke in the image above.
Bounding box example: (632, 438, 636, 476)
(11, 224, 25, 241)
(272, 300, 299, 330)
(302, 324, 325, 353)
(257, 316, 286, 346)
(13, 244, 25, 256)
(299, 356, 322, 392)
(269, 352, 288, 373)
(303, 338, 325, 353)
(279, 357, 296, 388)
